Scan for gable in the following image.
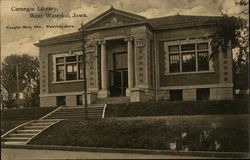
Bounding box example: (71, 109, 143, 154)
(85, 9, 146, 29)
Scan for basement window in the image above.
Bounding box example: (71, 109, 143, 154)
(57, 96, 66, 106)
(77, 95, 83, 105)
(170, 90, 183, 101)
(196, 88, 210, 100)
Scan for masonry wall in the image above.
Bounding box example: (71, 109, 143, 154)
(155, 26, 233, 101)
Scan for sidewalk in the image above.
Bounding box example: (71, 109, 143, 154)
(2, 148, 206, 159)
(2, 144, 249, 159)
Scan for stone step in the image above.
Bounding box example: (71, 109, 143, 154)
(61, 105, 104, 109)
(58, 108, 104, 112)
(15, 129, 40, 133)
(96, 97, 130, 104)
(29, 122, 52, 126)
(3, 141, 26, 145)
(52, 111, 103, 114)
(8, 133, 34, 137)
(23, 126, 46, 129)
(4, 137, 30, 141)
(33, 119, 61, 123)
(47, 113, 102, 117)
(45, 115, 102, 119)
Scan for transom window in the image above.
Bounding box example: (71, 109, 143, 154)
(166, 40, 210, 74)
(55, 52, 83, 81)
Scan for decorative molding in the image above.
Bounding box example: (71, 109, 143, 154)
(136, 39, 145, 47)
(159, 83, 233, 90)
(105, 17, 124, 26)
(124, 37, 133, 42)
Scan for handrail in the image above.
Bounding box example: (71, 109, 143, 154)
(40, 106, 63, 120)
(25, 119, 63, 144)
(1, 120, 34, 138)
(102, 104, 107, 119)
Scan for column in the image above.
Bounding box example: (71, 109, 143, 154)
(101, 41, 107, 90)
(125, 37, 134, 96)
(98, 40, 109, 98)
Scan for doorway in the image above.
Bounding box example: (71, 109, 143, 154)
(109, 52, 128, 97)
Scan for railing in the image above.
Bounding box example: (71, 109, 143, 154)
(102, 104, 107, 119)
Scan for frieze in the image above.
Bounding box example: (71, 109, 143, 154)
(105, 17, 123, 26)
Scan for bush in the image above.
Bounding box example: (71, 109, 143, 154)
(105, 100, 248, 117)
(3, 99, 18, 108)
(29, 115, 249, 152)
(2, 107, 57, 121)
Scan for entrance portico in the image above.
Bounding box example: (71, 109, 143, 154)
(97, 37, 135, 98)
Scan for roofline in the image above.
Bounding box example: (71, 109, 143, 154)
(35, 7, 220, 46)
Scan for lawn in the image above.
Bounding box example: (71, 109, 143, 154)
(105, 100, 248, 117)
(29, 114, 249, 152)
(1, 107, 57, 135)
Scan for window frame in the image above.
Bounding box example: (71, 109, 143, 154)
(53, 51, 84, 82)
(164, 38, 213, 75)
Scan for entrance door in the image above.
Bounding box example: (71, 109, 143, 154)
(109, 53, 128, 97)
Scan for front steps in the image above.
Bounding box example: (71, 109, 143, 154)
(43, 104, 106, 119)
(95, 96, 130, 104)
(1, 119, 62, 145)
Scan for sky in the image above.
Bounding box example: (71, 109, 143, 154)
(0, 0, 248, 61)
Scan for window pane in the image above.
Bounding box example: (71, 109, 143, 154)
(66, 64, 77, 80)
(169, 54, 180, 73)
(198, 51, 209, 71)
(66, 56, 77, 62)
(198, 43, 208, 50)
(56, 65, 64, 81)
(56, 57, 64, 63)
(169, 45, 179, 52)
(181, 44, 195, 51)
(78, 63, 83, 79)
(182, 52, 196, 72)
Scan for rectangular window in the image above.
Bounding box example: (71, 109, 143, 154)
(170, 90, 183, 101)
(196, 88, 210, 100)
(182, 52, 196, 72)
(169, 54, 180, 73)
(181, 44, 195, 51)
(198, 51, 209, 71)
(56, 65, 64, 81)
(66, 64, 77, 80)
(169, 45, 179, 52)
(55, 53, 84, 82)
(56, 57, 64, 63)
(77, 95, 83, 105)
(66, 56, 77, 62)
(167, 41, 210, 73)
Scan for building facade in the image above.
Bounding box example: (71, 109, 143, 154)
(35, 7, 233, 107)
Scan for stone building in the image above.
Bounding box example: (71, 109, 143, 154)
(35, 7, 233, 107)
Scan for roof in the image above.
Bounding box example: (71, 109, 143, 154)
(35, 7, 221, 45)
(148, 14, 221, 30)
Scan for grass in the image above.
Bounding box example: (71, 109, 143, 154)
(1, 107, 57, 135)
(29, 114, 249, 152)
(106, 100, 249, 117)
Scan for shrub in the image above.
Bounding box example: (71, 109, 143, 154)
(29, 115, 249, 152)
(106, 100, 248, 117)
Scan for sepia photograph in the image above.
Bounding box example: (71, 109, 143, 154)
(0, 0, 249, 159)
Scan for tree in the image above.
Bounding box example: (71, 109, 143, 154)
(1, 54, 39, 106)
(77, 21, 97, 119)
(210, 0, 249, 93)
